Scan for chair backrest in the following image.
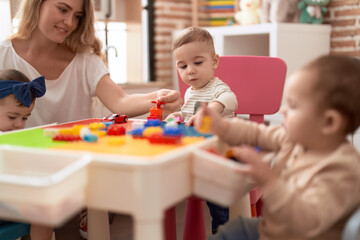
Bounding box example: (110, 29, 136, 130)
(342, 207, 360, 240)
(177, 56, 287, 123)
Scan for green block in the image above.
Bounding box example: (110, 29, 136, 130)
(0, 129, 64, 149)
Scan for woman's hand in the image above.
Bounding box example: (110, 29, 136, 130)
(156, 89, 183, 115)
(232, 145, 277, 192)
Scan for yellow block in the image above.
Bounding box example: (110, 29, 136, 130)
(199, 116, 212, 134)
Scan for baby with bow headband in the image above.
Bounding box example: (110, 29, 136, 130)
(0, 69, 48, 239)
(0, 69, 46, 131)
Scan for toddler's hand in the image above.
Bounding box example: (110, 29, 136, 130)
(186, 111, 200, 127)
(232, 145, 277, 192)
(165, 112, 181, 122)
(193, 103, 226, 136)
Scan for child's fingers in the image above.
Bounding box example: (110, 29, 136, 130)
(193, 108, 205, 130)
(234, 164, 252, 175)
(186, 115, 195, 126)
(164, 114, 173, 122)
(232, 145, 260, 165)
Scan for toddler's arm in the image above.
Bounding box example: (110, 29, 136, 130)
(194, 104, 286, 151)
(193, 103, 229, 137)
(186, 101, 224, 127)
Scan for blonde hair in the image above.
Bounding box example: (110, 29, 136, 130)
(11, 0, 103, 57)
(172, 26, 215, 55)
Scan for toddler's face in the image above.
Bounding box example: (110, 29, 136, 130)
(174, 41, 218, 90)
(281, 70, 325, 148)
(0, 95, 34, 132)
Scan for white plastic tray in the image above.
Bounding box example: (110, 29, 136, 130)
(192, 144, 254, 207)
(0, 145, 91, 226)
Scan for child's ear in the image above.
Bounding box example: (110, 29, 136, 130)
(213, 54, 220, 69)
(322, 109, 345, 135)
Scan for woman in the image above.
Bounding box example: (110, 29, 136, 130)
(0, 0, 181, 127)
(0, 0, 182, 239)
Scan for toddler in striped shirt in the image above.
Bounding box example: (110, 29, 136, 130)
(166, 26, 238, 234)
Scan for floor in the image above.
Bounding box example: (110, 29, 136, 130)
(54, 200, 212, 240)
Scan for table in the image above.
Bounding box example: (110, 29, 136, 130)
(0, 119, 253, 240)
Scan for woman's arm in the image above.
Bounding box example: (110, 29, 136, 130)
(95, 74, 182, 118)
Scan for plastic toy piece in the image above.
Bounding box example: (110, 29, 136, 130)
(83, 134, 98, 142)
(198, 116, 212, 134)
(89, 122, 106, 131)
(93, 130, 107, 137)
(59, 128, 77, 135)
(80, 127, 92, 139)
(52, 134, 82, 142)
(168, 116, 184, 124)
(106, 136, 126, 145)
(147, 100, 166, 121)
(147, 134, 181, 144)
(102, 114, 128, 124)
(131, 121, 145, 130)
(144, 119, 162, 128)
(143, 126, 163, 138)
(163, 126, 182, 137)
(131, 128, 145, 138)
(164, 121, 178, 129)
(43, 128, 59, 137)
(224, 149, 240, 163)
(103, 121, 113, 128)
(71, 125, 87, 135)
(107, 124, 126, 136)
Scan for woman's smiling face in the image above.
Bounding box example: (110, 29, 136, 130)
(37, 0, 84, 43)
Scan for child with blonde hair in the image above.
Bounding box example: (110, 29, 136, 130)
(194, 55, 360, 240)
(0, 69, 52, 240)
(167, 26, 237, 125)
(167, 26, 238, 234)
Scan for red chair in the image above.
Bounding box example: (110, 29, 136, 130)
(165, 55, 287, 240)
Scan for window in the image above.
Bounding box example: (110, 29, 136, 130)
(95, 21, 127, 84)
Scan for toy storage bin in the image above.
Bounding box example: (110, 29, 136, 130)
(191, 143, 254, 207)
(0, 145, 91, 226)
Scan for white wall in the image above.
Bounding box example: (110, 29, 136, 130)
(0, 0, 12, 41)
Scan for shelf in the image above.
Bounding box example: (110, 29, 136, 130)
(192, 0, 238, 27)
(204, 23, 331, 77)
